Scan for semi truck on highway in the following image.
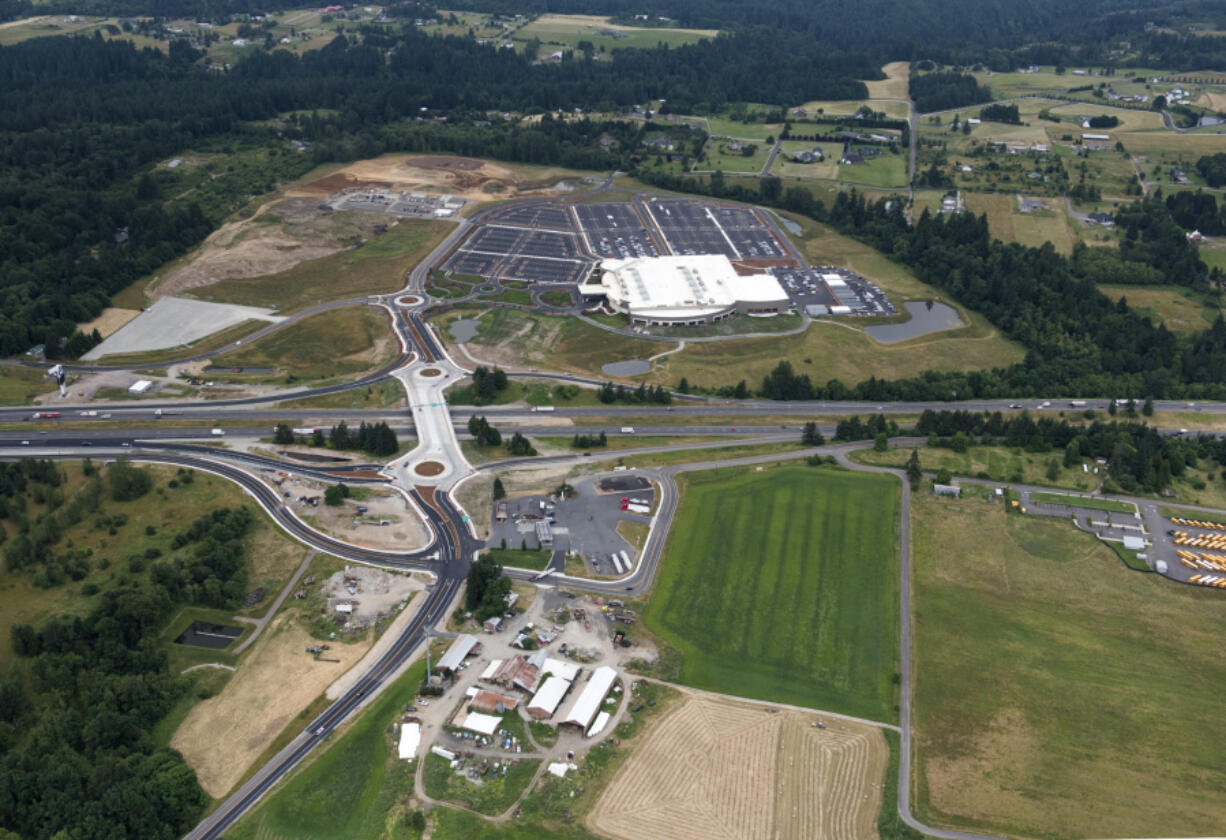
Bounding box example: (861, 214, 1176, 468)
(30, 412, 60, 419)
(291, 427, 321, 436)
(532, 406, 555, 412)
(1069, 400, 1086, 407)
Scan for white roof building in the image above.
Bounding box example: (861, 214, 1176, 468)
(586, 710, 611, 738)
(598, 255, 789, 325)
(398, 722, 421, 759)
(527, 651, 580, 683)
(460, 711, 502, 736)
(527, 675, 571, 719)
(437, 634, 479, 672)
(562, 666, 618, 731)
(1123, 535, 1145, 551)
(480, 659, 503, 681)
(128, 379, 153, 394)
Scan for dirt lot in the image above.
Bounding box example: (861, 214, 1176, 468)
(77, 306, 140, 338)
(152, 197, 389, 301)
(322, 565, 426, 624)
(278, 474, 430, 551)
(590, 695, 886, 840)
(287, 155, 572, 203)
(170, 612, 373, 798)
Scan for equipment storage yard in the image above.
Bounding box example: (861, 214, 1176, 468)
(590, 694, 887, 840)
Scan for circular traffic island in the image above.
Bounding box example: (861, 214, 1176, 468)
(420, 368, 442, 377)
(414, 461, 445, 477)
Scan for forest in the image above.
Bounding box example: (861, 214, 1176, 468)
(1, 461, 255, 839)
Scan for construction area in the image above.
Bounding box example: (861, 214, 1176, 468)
(320, 565, 426, 630)
(268, 472, 430, 551)
(590, 695, 888, 840)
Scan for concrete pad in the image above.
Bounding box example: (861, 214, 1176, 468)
(82, 297, 283, 360)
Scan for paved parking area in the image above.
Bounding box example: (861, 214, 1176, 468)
(486, 474, 655, 575)
(82, 296, 283, 360)
(770, 265, 895, 316)
(495, 204, 577, 230)
(573, 203, 661, 259)
(646, 199, 737, 258)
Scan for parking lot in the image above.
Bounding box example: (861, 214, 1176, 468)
(495, 204, 576, 231)
(486, 474, 655, 577)
(573, 203, 661, 259)
(771, 265, 896, 316)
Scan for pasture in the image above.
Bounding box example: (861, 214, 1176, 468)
(962, 193, 1075, 254)
(643, 463, 901, 722)
(851, 444, 1099, 492)
(910, 491, 1226, 838)
(838, 152, 908, 188)
(514, 13, 717, 53)
(699, 139, 772, 174)
(1098, 284, 1222, 334)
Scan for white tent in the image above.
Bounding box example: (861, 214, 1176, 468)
(398, 722, 420, 759)
(460, 711, 502, 736)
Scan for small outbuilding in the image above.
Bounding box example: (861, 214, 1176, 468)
(1123, 535, 1145, 551)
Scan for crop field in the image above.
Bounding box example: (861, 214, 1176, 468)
(643, 464, 900, 721)
(221, 305, 397, 381)
(227, 660, 427, 840)
(910, 491, 1226, 838)
(1098, 284, 1223, 333)
(591, 694, 887, 840)
(962, 193, 1075, 254)
(513, 13, 717, 52)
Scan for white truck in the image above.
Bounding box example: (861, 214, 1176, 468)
(1069, 400, 1086, 408)
(532, 406, 555, 413)
(620, 426, 635, 434)
(211, 428, 225, 437)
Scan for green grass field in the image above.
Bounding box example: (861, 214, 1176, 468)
(423, 753, 541, 816)
(838, 151, 908, 188)
(512, 13, 716, 53)
(851, 445, 1099, 492)
(220, 306, 396, 381)
(0, 365, 51, 405)
(642, 463, 900, 722)
(1098, 284, 1223, 334)
(699, 139, 772, 174)
(962, 193, 1075, 254)
(1031, 491, 1135, 512)
(226, 660, 427, 840)
(483, 548, 552, 570)
(910, 491, 1226, 838)
(198, 219, 450, 312)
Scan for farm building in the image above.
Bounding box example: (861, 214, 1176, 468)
(1123, 535, 1146, 551)
(460, 711, 502, 736)
(470, 690, 519, 714)
(527, 675, 571, 719)
(933, 484, 962, 497)
(437, 634, 481, 674)
(597, 254, 789, 325)
(562, 666, 619, 731)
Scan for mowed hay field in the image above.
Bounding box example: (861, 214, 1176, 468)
(911, 491, 1226, 838)
(644, 464, 900, 722)
(590, 694, 887, 840)
(962, 193, 1075, 254)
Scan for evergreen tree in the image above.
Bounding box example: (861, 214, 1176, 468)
(906, 449, 923, 489)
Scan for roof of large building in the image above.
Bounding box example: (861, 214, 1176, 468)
(562, 665, 618, 730)
(398, 722, 421, 759)
(437, 634, 480, 672)
(528, 675, 571, 717)
(528, 651, 581, 683)
(460, 711, 502, 736)
(600, 254, 786, 319)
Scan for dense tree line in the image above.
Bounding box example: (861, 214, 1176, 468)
(468, 365, 509, 404)
(1197, 153, 1226, 189)
(1166, 190, 1226, 236)
(597, 381, 671, 404)
(909, 72, 993, 112)
(325, 421, 399, 456)
(571, 431, 608, 449)
(979, 103, 1020, 123)
(466, 553, 511, 621)
(467, 415, 502, 447)
(914, 409, 1211, 495)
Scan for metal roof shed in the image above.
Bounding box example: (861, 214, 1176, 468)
(562, 666, 618, 730)
(437, 634, 479, 672)
(527, 676, 570, 719)
(460, 711, 502, 736)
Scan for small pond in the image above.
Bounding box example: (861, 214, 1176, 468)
(175, 621, 242, 650)
(601, 359, 652, 376)
(449, 319, 482, 344)
(864, 301, 963, 344)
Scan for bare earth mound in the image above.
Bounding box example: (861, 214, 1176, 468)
(170, 613, 373, 798)
(590, 694, 887, 840)
(288, 155, 564, 203)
